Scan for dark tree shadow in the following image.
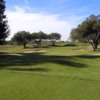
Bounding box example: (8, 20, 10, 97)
(0, 52, 90, 71)
(6, 68, 50, 72)
(75, 55, 100, 59)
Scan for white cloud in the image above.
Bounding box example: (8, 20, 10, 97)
(6, 6, 83, 41)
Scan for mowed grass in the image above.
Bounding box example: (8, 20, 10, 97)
(0, 43, 100, 100)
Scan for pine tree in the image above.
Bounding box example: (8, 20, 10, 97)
(0, 0, 9, 44)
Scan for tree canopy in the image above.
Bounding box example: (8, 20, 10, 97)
(31, 31, 47, 47)
(11, 31, 62, 47)
(70, 15, 100, 51)
(48, 33, 61, 46)
(12, 31, 31, 48)
(0, 0, 9, 44)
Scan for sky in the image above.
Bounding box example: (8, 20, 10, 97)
(5, 0, 100, 41)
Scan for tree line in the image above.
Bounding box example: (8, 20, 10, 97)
(0, 0, 61, 48)
(1, 0, 100, 51)
(11, 31, 61, 48)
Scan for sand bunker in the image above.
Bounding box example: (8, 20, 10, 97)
(24, 50, 47, 53)
(84, 53, 100, 56)
(90, 54, 100, 56)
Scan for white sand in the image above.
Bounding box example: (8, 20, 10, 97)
(24, 50, 47, 53)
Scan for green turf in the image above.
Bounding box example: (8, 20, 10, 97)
(0, 44, 100, 100)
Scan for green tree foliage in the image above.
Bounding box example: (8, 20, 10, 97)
(48, 33, 61, 46)
(12, 31, 31, 48)
(0, 0, 9, 44)
(31, 31, 47, 47)
(70, 15, 100, 51)
(70, 29, 79, 42)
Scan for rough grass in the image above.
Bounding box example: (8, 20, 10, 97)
(0, 43, 100, 100)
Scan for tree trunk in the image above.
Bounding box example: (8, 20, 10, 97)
(23, 41, 26, 49)
(90, 42, 96, 51)
(90, 40, 98, 51)
(94, 41, 98, 49)
(39, 42, 41, 47)
(23, 43, 26, 49)
(35, 40, 41, 47)
(52, 41, 55, 46)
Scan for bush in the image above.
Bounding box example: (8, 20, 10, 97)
(64, 43, 77, 47)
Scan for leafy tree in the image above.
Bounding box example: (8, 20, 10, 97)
(70, 15, 100, 51)
(70, 29, 79, 42)
(31, 31, 47, 47)
(48, 33, 61, 46)
(0, 0, 9, 44)
(12, 31, 31, 48)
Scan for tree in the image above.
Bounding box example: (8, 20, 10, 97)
(70, 15, 100, 51)
(48, 33, 61, 46)
(70, 29, 79, 42)
(12, 31, 31, 48)
(31, 31, 47, 47)
(0, 0, 9, 44)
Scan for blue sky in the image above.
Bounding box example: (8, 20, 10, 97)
(6, 0, 100, 40)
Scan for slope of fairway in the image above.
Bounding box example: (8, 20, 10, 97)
(0, 44, 100, 100)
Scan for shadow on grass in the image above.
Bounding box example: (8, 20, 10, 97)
(6, 68, 50, 72)
(0, 52, 91, 71)
(75, 55, 100, 59)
